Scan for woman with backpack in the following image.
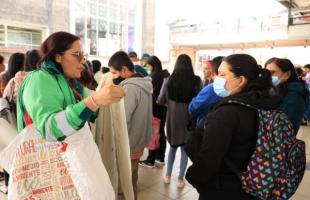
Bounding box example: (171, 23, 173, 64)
(265, 58, 309, 134)
(185, 54, 282, 200)
(157, 54, 202, 188)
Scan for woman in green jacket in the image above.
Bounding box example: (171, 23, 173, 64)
(17, 31, 125, 141)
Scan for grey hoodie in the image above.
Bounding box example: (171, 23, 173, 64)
(120, 76, 153, 153)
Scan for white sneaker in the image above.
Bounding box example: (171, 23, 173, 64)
(177, 179, 185, 188)
(163, 176, 171, 184)
(155, 159, 165, 165)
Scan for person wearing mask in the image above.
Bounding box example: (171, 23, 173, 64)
(186, 54, 281, 200)
(157, 54, 202, 188)
(129, 51, 148, 77)
(140, 53, 150, 74)
(189, 56, 223, 124)
(265, 58, 309, 134)
(0, 55, 5, 73)
(0, 53, 25, 97)
(108, 51, 153, 200)
(139, 56, 167, 167)
(202, 60, 214, 86)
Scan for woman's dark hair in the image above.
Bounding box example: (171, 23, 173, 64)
(79, 68, 97, 90)
(147, 56, 164, 98)
(108, 51, 134, 72)
(24, 49, 40, 72)
(265, 57, 299, 83)
(211, 56, 223, 75)
(39, 31, 80, 72)
(0, 54, 4, 64)
(168, 54, 201, 103)
(102, 67, 110, 74)
(4, 53, 25, 84)
(92, 60, 101, 74)
(147, 56, 163, 74)
(295, 67, 304, 79)
(224, 54, 272, 96)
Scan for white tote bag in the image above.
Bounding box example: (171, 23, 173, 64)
(0, 124, 115, 200)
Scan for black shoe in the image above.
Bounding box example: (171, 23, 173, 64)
(139, 160, 155, 168)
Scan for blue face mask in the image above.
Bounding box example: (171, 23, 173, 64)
(271, 76, 281, 86)
(213, 76, 230, 97)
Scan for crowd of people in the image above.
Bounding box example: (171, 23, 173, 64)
(0, 31, 309, 200)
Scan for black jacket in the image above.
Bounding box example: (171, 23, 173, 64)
(151, 72, 167, 120)
(185, 92, 282, 200)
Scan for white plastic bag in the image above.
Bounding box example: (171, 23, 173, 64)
(0, 124, 115, 200)
(0, 118, 18, 152)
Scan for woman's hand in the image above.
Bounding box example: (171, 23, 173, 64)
(84, 84, 125, 111)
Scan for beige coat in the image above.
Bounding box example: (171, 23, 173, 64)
(93, 73, 134, 200)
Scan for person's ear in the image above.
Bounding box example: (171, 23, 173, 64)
(239, 76, 248, 88)
(55, 54, 62, 63)
(283, 71, 291, 81)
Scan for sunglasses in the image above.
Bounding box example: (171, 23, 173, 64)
(61, 51, 88, 62)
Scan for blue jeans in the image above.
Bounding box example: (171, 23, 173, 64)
(166, 145, 188, 179)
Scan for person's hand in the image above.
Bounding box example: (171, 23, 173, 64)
(92, 84, 125, 106)
(84, 84, 125, 111)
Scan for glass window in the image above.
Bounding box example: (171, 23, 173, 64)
(8, 31, 31, 45)
(99, 5, 107, 18)
(0, 31, 4, 42)
(32, 33, 42, 45)
(87, 17, 97, 55)
(99, 19, 107, 38)
(89, 0, 97, 17)
(99, 0, 107, 4)
(109, 22, 118, 35)
(6, 26, 42, 49)
(73, 0, 129, 57)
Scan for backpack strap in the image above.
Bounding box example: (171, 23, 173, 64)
(223, 100, 258, 181)
(226, 100, 259, 111)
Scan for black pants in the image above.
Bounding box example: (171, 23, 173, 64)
(196, 175, 258, 200)
(4, 170, 9, 186)
(146, 119, 166, 164)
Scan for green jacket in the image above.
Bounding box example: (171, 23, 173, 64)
(17, 60, 95, 141)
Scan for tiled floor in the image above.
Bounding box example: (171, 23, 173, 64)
(0, 125, 309, 200)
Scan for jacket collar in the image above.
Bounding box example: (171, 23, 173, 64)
(41, 60, 61, 75)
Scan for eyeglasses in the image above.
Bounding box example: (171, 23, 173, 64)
(61, 51, 88, 62)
